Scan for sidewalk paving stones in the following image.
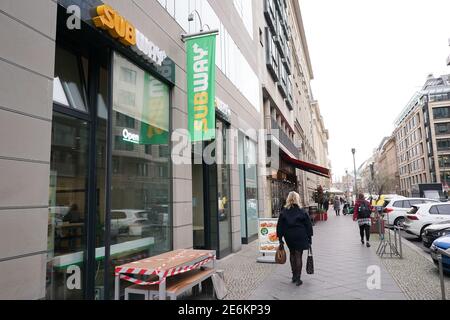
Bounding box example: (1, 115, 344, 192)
(214, 208, 450, 300)
(373, 231, 450, 300)
(218, 210, 407, 300)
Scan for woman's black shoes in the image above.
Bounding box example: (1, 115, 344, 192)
(366, 242, 371, 248)
(361, 239, 365, 245)
(292, 275, 303, 286)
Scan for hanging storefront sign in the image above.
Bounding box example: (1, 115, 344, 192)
(185, 32, 218, 142)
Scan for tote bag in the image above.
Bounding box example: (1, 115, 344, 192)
(275, 243, 287, 264)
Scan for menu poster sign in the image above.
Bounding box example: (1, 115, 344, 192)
(258, 218, 279, 253)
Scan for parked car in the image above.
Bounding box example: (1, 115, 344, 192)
(372, 194, 406, 208)
(110, 210, 149, 237)
(403, 203, 450, 239)
(49, 206, 71, 225)
(382, 197, 440, 227)
(430, 236, 450, 273)
(422, 221, 450, 248)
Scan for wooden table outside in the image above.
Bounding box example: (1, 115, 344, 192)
(114, 249, 216, 300)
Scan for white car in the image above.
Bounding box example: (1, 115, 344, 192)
(111, 210, 149, 236)
(403, 203, 450, 238)
(382, 197, 440, 227)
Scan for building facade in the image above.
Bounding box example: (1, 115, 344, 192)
(376, 136, 400, 194)
(394, 74, 450, 196)
(311, 101, 331, 191)
(0, 0, 330, 299)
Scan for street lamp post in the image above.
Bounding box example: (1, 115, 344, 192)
(352, 148, 358, 197)
(345, 169, 349, 198)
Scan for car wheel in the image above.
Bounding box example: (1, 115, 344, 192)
(394, 217, 405, 228)
(423, 241, 432, 249)
(419, 225, 430, 241)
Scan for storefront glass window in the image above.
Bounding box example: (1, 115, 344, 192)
(212, 120, 232, 257)
(239, 134, 247, 240)
(245, 138, 259, 239)
(110, 52, 171, 297)
(47, 112, 89, 300)
(238, 133, 259, 242)
(94, 65, 109, 300)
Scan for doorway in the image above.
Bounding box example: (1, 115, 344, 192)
(191, 119, 232, 258)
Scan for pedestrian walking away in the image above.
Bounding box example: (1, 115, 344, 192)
(353, 193, 373, 247)
(323, 196, 329, 213)
(333, 196, 341, 216)
(276, 192, 313, 286)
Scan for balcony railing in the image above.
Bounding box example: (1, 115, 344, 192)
(271, 118, 299, 156)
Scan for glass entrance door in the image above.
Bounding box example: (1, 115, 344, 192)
(214, 120, 232, 257)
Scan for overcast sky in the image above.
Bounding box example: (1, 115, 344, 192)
(300, 0, 450, 181)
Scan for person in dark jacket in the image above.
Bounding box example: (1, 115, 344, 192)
(277, 191, 313, 286)
(353, 193, 374, 247)
(323, 196, 329, 212)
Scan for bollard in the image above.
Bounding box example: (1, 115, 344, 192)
(437, 252, 447, 301)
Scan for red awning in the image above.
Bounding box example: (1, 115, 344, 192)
(281, 154, 331, 179)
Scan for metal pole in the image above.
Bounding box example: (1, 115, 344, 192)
(352, 149, 358, 197)
(437, 254, 446, 300)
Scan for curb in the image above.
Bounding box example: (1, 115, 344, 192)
(400, 235, 434, 264)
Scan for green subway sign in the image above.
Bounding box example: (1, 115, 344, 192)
(186, 32, 217, 142)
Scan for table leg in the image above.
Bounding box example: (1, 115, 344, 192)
(159, 276, 166, 300)
(115, 274, 120, 300)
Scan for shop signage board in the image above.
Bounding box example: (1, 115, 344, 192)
(215, 97, 231, 123)
(258, 218, 279, 253)
(58, 0, 175, 84)
(185, 32, 218, 142)
(92, 4, 167, 66)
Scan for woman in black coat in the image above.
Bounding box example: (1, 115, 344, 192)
(277, 191, 313, 286)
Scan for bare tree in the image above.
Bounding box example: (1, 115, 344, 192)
(369, 169, 397, 196)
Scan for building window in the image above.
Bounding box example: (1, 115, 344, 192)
(435, 123, 450, 135)
(53, 46, 88, 112)
(438, 155, 450, 168)
(116, 112, 135, 129)
(433, 107, 450, 119)
(437, 139, 450, 151)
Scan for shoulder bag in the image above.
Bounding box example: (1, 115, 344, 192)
(306, 246, 314, 274)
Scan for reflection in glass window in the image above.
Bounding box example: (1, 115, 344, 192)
(120, 67, 137, 85)
(47, 113, 89, 300)
(110, 52, 171, 299)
